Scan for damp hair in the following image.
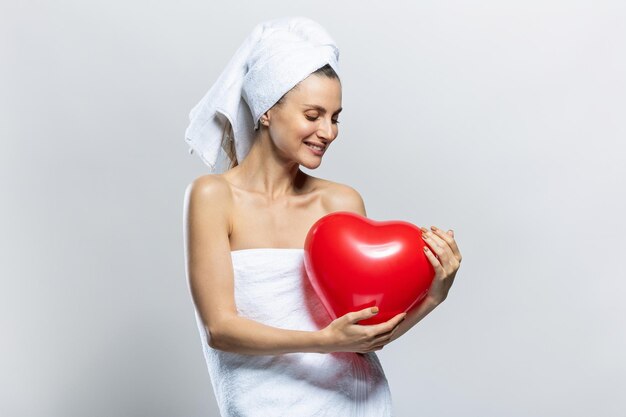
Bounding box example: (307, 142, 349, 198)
(222, 63, 340, 169)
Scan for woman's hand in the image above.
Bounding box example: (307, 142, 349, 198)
(318, 307, 407, 354)
(422, 226, 463, 305)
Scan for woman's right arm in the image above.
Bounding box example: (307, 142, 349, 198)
(183, 176, 405, 356)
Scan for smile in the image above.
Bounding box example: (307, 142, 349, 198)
(304, 142, 325, 155)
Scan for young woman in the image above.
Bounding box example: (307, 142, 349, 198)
(183, 17, 462, 417)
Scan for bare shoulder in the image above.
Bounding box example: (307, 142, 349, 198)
(184, 174, 233, 206)
(185, 173, 231, 198)
(309, 175, 367, 217)
(183, 174, 233, 233)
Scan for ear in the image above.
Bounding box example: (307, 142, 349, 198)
(260, 111, 270, 127)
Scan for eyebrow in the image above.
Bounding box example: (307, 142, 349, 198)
(302, 104, 343, 115)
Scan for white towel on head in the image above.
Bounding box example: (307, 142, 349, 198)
(184, 16, 341, 172)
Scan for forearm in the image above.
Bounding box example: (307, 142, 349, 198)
(388, 296, 440, 343)
(209, 315, 327, 355)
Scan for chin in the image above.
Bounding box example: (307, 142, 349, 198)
(300, 159, 322, 170)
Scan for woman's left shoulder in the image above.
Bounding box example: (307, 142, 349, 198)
(308, 175, 366, 216)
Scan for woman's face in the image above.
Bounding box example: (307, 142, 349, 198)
(263, 73, 342, 169)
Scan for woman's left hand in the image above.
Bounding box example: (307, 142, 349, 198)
(421, 225, 463, 305)
(373, 227, 462, 348)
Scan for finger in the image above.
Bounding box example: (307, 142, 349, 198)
(366, 312, 406, 335)
(368, 313, 406, 336)
(434, 226, 461, 263)
(431, 226, 462, 263)
(421, 227, 452, 263)
(350, 306, 380, 324)
(371, 329, 392, 343)
(371, 321, 402, 344)
(371, 314, 404, 340)
(422, 226, 460, 269)
(423, 245, 445, 275)
(371, 344, 385, 351)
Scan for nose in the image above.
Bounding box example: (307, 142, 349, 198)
(317, 117, 336, 141)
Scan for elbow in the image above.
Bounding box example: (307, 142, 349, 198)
(206, 326, 221, 350)
(206, 324, 227, 351)
(205, 316, 235, 351)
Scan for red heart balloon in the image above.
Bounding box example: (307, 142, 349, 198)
(304, 211, 435, 325)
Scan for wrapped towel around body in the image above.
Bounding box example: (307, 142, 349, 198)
(193, 248, 393, 417)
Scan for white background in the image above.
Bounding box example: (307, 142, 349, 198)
(2, 1, 625, 416)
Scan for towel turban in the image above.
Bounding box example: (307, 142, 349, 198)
(184, 16, 341, 172)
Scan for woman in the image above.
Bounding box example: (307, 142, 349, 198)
(183, 17, 462, 417)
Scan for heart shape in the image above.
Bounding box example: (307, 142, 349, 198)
(304, 211, 435, 325)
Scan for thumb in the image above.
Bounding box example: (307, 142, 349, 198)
(366, 306, 379, 317)
(349, 306, 379, 324)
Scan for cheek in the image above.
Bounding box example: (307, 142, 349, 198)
(271, 117, 317, 144)
(293, 120, 317, 137)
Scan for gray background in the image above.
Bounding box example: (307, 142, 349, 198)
(2, 1, 625, 416)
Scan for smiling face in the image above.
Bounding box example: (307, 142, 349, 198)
(260, 73, 342, 169)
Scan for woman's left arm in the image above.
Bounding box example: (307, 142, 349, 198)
(388, 226, 463, 343)
(328, 184, 462, 345)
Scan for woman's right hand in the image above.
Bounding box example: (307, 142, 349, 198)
(318, 307, 407, 354)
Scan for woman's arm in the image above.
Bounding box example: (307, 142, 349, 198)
(184, 176, 326, 356)
(327, 184, 459, 346)
(387, 296, 440, 343)
(388, 226, 463, 343)
(209, 315, 327, 355)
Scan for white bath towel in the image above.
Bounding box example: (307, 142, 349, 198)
(193, 248, 393, 417)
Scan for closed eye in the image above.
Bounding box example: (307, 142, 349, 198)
(306, 115, 340, 124)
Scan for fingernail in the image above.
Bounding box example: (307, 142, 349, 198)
(423, 246, 429, 252)
(371, 307, 379, 314)
(431, 225, 438, 231)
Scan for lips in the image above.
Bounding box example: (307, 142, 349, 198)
(304, 141, 326, 151)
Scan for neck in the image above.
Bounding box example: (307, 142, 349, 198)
(231, 131, 304, 201)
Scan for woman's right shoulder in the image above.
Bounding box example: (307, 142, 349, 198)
(184, 174, 234, 211)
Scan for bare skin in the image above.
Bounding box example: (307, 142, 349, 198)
(183, 73, 462, 356)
